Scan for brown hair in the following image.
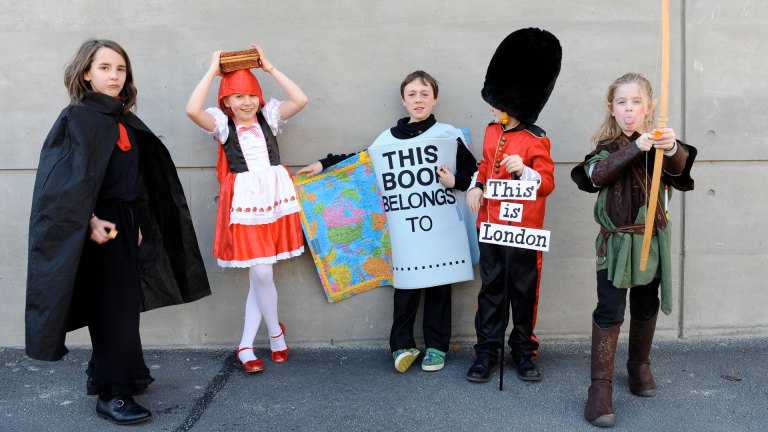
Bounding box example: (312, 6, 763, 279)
(591, 72, 655, 146)
(400, 70, 439, 98)
(64, 39, 137, 113)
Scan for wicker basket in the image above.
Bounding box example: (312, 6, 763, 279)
(220, 49, 261, 73)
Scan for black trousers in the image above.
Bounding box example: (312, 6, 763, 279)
(474, 241, 542, 360)
(389, 285, 451, 353)
(593, 269, 660, 328)
(83, 201, 152, 398)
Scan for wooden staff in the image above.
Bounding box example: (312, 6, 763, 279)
(640, 0, 670, 271)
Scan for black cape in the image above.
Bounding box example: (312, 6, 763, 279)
(26, 92, 211, 361)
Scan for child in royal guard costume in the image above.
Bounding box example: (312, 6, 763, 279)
(298, 71, 477, 373)
(571, 73, 695, 427)
(186, 45, 308, 373)
(465, 28, 561, 383)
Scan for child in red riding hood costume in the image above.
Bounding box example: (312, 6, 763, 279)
(186, 44, 308, 373)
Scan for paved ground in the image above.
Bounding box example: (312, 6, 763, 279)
(1, 337, 766, 431)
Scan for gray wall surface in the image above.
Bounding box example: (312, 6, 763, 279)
(1, 0, 766, 349)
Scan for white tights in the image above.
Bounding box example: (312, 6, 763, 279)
(237, 264, 287, 363)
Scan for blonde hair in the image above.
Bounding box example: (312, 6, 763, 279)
(64, 39, 137, 114)
(590, 72, 655, 146)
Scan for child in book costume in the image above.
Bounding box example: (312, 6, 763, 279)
(186, 44, 308, 374)
(571, 72, 696, 427)
(464, 28, 561, 384)
(298, 71, 477, 372)
(26, 39, 211, 425)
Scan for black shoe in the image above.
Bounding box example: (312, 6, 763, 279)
(466, 356, 497, 383)
(96, 396, 152, 425)
(513, 357, 542, 382)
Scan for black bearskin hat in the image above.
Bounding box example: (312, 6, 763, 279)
(481, 28, 562, 124)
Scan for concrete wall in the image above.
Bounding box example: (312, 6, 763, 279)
(1, 0, 766, 349)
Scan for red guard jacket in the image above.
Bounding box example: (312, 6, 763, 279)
(475, 123, 555, 229)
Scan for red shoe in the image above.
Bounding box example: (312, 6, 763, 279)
(236, 347, 264, 373)
(271, 322, 289, 363)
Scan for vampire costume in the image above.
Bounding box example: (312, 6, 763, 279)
(26, 92, 211, 398)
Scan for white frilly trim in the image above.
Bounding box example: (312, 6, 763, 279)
(229, 203, 301, 225)
(217, 246, 304, 268)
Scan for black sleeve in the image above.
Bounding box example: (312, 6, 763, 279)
(319, 153, 359, 169)
(453, 137, 477, 191)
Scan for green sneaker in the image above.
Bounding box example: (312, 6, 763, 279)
(393, 348, 420, 373)
(421, 348, 446, 371)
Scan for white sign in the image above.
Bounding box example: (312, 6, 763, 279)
(499, 202, 524, 222)
(484, 179, 538, 201)
(367, 123, 473, 289)
(478, 222, 550, 252)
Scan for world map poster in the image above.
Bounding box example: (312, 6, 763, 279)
(294, 152, 393, 303)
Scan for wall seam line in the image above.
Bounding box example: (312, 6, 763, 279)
(678, 0, 687, 340)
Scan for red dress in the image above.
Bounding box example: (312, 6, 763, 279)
(207, 102, 304, 267)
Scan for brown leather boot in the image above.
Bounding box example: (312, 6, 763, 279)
(584, 321, 620, 428)
(627, 311, 658, 397)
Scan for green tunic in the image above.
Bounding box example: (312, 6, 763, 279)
(586, 149, 674, 313)
(571, 134, 697, 315)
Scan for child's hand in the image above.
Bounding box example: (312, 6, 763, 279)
(296, 161, 323, 177)
(635, 133, 654, 152)
(437, 165, 455, 188)
(251, 44, 274, 72)
(500, 154, 525, 177)
(467, 187, 484, 213)
(89, 215, 117, 244)
(651, 127, 677, 152)
(210, 50, 222, 76)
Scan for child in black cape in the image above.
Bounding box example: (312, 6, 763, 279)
(26, 39, 211, 425)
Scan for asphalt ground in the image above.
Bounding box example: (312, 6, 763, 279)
(1, 337, 766, 431)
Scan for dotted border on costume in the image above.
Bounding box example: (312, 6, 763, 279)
(393, 260, 467, 272)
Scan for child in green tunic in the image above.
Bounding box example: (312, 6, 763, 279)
(571, 72, 696, 428)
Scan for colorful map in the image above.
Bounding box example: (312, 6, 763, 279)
(294, 152, 393, 303)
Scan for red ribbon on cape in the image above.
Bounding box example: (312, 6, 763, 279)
(117, 123, 131, 151)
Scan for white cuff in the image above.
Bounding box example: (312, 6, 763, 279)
(664, 142, 678, 157)
(469, 171, 479, 188)
(587, 163, 599, 188)
(520, 166, 542, 188)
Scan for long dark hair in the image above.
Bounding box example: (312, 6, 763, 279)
(64, 39, 137, 113)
